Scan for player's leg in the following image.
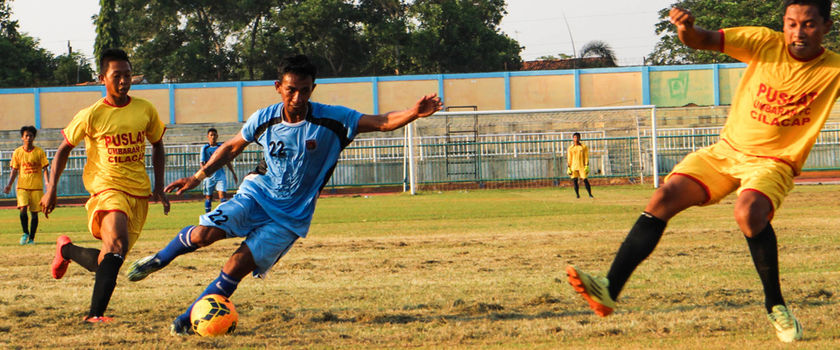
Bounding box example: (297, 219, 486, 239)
(18, 206, 29, 245)
(568, 174, 708, 316)
(27, 190, 42, 243)
(735, 191, 784, 312)
(734, 166, 800, 342)
(128, 193, 252, 281)
(85, 211, 129, 321)
(217, 176, 228, 203)
(169, 210, 298, 335)
(203, 179, 213, 213)
(170, 243, 256, 335)
(583, 179, 593, 198)
(127, 225, 226, 281)
(572, 176, 580, 198)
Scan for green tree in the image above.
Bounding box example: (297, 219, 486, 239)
(94, 0, 122, 61)
(405, 0, 521, 73)
(53, 52, 96, 85)
(646, 0, 840, 64)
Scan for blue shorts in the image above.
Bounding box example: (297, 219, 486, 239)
(202, 176, 227, 196)
(198, 192, 299, 277)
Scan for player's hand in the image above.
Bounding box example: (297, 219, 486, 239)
(152, 187, 170, 215)
(566, 167, 572, 176)
(40, 189, 57, 218)
(669, 7, 695, 30)
(413, 93, 443, 119)
(164, 176, 201, 196)
(2, 184, 9, 194)
(584, 165, 590, 176)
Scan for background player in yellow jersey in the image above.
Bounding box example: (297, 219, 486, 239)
(40, 49, 170, 323)
(4, 126, 49, 245)
(567, 0, 840, 343)
(566, 132, 593, 198)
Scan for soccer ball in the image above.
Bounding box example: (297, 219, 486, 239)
(190, 294, 238, 336)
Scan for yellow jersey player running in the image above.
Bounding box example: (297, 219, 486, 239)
(4, 126, 50, 245)
(40, 48, 170, 323)
(566, 132, 593, 198)
(567, 0, 840, 343)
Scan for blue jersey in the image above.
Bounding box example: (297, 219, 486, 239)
(200, 143, 225, 181)
(238, 101, 363, 237)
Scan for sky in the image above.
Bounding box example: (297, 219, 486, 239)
(10, 0, 677, 68)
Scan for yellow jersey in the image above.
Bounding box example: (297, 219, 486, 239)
(567, 143, 589, 171)
(10, 145, 49, 190)
(720, 26, 840, 175)
(62, 97, 166, 197)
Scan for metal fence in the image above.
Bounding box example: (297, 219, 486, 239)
(3, 109, 840, 198)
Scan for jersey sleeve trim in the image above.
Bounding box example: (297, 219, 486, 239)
(718, 29, 725, 53)
(148, 126, 167, 144)
(60, 130, 77, 147)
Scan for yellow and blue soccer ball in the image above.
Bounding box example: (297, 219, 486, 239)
(190, 294, 238, 336)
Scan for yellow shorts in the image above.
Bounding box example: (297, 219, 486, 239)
(16, 189, 43, 212)
(665, 142, 794, 211)
(570, 169, 588, 179)
(85, 190, 149, 252)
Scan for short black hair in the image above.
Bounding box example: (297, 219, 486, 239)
(20, 125, 37, 137)
(207, 128, 218, 134)
(278, 54, 317, 82)
(99, 48, 131, 74)
(572, 132, 581, 138)
(783, 0, 832, 21)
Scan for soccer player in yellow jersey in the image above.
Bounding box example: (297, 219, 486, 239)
(567, 0, 839, 342)
(3, 126, 49, 245)
(566, 132, 593, 198)
(40, 49, 170, 323)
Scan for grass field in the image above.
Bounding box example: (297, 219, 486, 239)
(0, 185, 838, 349)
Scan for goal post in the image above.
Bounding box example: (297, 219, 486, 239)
(398, 105, 659, 194)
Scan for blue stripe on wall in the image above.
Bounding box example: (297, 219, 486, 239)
(34, 88, 41, 129)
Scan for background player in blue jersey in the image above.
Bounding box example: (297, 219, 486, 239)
(126, 54, 442, 335)
(200, 128, 238, 212)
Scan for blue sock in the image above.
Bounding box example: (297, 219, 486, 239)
(204, 199, 212, 213)
(155, 226, 199, 267)
(176, 270, 240, 323)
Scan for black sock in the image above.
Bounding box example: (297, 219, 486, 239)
(61, 244, 101, 272)
(606, 212, 667, 300)
(88, 253, 124, 318)
(29, 214, 38, 241)
(584, 179, 592, 196)
(19, 211, 29, 234)
(573, 178, 580, 197)
(746, 224, 785, 313)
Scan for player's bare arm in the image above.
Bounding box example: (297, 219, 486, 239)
(40, 140, 75, 218)
(357, 93, 443, 133)
(165, 132, 250, 195)
(3, 168, 17, 194)
(151, 140, 170, 215)
(670, 7, 721, 51)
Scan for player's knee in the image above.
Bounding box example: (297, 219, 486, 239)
(733, 207, 769, 238)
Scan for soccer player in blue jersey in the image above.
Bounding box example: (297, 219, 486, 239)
(200, 128, 238, 212)
(126, 54, 442, 335)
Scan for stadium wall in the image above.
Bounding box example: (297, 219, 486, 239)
(0, 63, 748, 131)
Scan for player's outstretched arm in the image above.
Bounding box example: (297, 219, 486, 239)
(3, 168, 17, 194)
(165, 132, 250, 195)
(151, 140, 170, 215)
(39, 140, 74, 218)
(670, 7, 721, 52)
(357, 93, 443, 133)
